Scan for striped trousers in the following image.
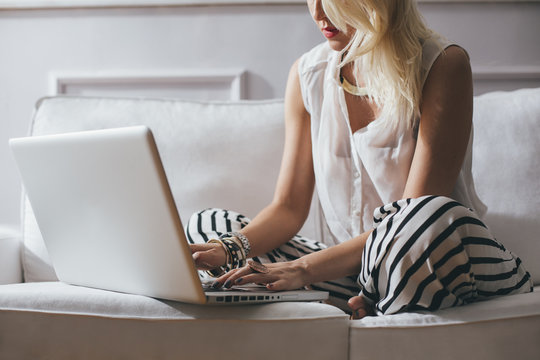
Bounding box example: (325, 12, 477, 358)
(187, 195, 533, 314)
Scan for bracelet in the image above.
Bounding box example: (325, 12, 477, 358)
(205, 239, 228, 278)
(221, 237, 244, 270)
(204, 237, 247, 278)
(220, 232, 251, 257)
(205, 266, 226, 278)
(227, 236, 246, 260)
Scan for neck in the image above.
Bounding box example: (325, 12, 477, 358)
(339, 63, 369, 97)
(341, 62, 357, 85)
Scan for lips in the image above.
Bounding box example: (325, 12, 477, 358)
(322, 26, 339, 39)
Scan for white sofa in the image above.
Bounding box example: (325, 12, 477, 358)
(1, 88, 540, 360)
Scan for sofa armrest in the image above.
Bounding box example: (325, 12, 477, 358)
(0, 226, 23, 284)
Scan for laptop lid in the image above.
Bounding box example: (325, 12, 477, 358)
(9, 126, 328, 305)
(10, 126, 207, 304)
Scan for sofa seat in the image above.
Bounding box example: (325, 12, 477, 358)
(0, 281, 349, 360)
(351, 287, 540, 359)
(2, 282, 538, 359)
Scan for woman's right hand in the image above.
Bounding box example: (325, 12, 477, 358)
(190, 242, 227, 270)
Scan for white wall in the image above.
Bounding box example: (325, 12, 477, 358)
(1, 1, 539, 229)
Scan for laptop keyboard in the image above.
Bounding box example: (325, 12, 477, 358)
(201, 281, 270, 292)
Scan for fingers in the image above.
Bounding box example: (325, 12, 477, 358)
(190, 242, 225, 254)
(192, 252, 217, 270)
(190, 243, 211, 253)
(232, 272, 275, 287)
(213, 266, 274, 289)
(212, 262, 301, 291)
(190, 243, 227, 270)
(215, 267, 254, 288)
(265, 279, 288, 291)
(232, 273, 300, 291)
(212, 258, 309, 290)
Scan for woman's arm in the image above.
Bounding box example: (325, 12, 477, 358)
(191, 58, 316, 268)
(239, 58, 315, 256)
(404, 45, 473, 198)
(221, 230, 370, 290)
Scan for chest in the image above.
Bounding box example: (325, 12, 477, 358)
(342, 88, 380, 134)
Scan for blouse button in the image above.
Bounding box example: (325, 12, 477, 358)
(353, 171, 360, 178)
(354, 210, 362, 217)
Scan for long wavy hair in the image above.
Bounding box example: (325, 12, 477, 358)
(322, 0, 436, 128)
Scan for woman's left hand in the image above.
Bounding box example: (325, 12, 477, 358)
(212, 259, 309, 291)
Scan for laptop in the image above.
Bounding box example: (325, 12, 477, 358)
(9, 126, 328, 305)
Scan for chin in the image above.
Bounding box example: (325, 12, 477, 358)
(327, 39, 348, 52)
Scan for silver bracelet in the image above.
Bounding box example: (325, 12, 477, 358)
(220, 231, 251, 257)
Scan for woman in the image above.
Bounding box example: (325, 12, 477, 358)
(188, 0, 532, 318)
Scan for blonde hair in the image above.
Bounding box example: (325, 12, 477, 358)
(322, 0, 435, 128)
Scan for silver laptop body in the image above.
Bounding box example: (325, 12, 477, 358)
(9, 126, 328, 305)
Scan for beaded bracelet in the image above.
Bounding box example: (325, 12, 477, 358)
(220, 232, 251, 257)
(221, 237, 246, 270)
(204, 232, 251, 278)
(227, 236, 247, 260)
(204, 238, 247, 278)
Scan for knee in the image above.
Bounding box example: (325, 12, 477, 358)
(406, 195, 478, 221)
(407, 196, 486, 246)
(186, 208, 251, 233)
(372, 195, 483, 247)
(373, 195, 470, 227)
(408, 195, 464, 209)
(188, 208, 225, 221)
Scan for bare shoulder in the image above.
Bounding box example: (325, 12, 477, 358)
(438, 45, 471, 77)
(421, 45, 473, 115)
(438, 45, 471, 70)
(424, 45, 472, 96)
(286, 57, 302, 92)
(286, 57, 302, 93)
(284, 57, 309, 122)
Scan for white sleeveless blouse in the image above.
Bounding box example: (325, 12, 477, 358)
(298, 37, 487, 246)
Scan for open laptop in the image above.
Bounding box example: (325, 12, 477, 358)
(9, 126, 328, 305)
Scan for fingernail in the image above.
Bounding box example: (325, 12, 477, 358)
(235, 278, 243, 284)
(211, 281, 221, 289)
(224, 280, 232, 288)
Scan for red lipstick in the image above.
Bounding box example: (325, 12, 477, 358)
(322, 26, 339, 39)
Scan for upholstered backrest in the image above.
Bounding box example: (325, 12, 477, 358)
(20, 89, 540, 284)
(20, 96, 302, 282)
(472, 87, 540, 284)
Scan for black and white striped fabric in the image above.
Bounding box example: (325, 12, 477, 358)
(187, 195, 533, 315)
(360, 195, 532, 315)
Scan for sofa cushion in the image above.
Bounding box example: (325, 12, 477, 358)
(21, 96, 299, 282)
(0, 281, 345, 320)
(349, 287, 540, 360)
(472, 87, 540, 284)
(0, 226, 22, 285)
(0, 282, 349, 360)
